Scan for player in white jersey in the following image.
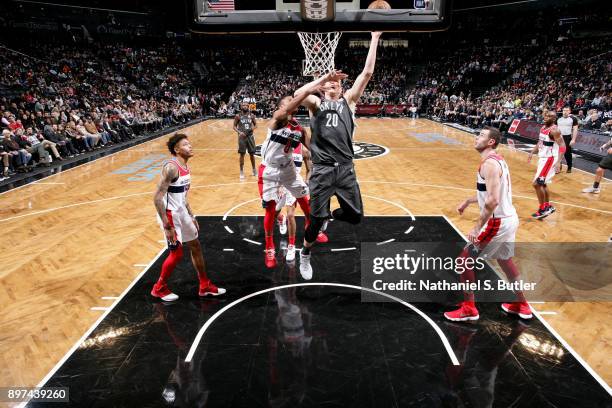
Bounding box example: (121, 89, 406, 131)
(258, 71, 346, 268)
(151, 133, 226, 301)
(528, 111, 566, 219)
(445, 127, 533, 322)
(275, 126, 329, 262)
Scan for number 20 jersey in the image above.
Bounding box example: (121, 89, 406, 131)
(310, 97, 355, 165)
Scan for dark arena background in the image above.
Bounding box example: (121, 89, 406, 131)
(0, 0, 611, 407)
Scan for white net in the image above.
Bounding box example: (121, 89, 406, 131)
(297, 32, 342, 77)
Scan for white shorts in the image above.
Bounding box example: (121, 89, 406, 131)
(157, 207, 198, 244)
(533, 156, 558, 185)
(275, 187, 298, 210)
(258, 163, 308, 204)
(474, 215, 518, 260)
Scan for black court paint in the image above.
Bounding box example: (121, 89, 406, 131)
(31, 217, 612, 407)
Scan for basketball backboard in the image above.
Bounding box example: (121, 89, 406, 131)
(190, 0, 451, 34)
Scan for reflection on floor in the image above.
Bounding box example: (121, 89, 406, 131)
(32, 217, 611, 407)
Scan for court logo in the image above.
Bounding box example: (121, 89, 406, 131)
(255, 142, 389, 161)
(352, 142, 389, 160)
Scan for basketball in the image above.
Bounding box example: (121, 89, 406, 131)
(368, 0, 392, 9)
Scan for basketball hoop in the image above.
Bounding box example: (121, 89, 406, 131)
(298, 32, 342, 77)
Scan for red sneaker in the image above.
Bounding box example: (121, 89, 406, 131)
(444, 302, 479, 322)
(151, 282, 179, 302)
(265, 248, 277, 268)
(316, 232, 329, 243)
(501, 302, 532, 319)
(199, 281, 227, 297)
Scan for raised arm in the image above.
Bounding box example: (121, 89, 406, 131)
(344, 32, 382, 108)
(275, 71, 347, 123)
(293, 71, 348, 113)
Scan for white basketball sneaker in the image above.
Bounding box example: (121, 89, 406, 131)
(582, 186, 601, 194)
(299, 250, 313, 280)
(278, 214, 287, 235)
(286, 245, 296, 262)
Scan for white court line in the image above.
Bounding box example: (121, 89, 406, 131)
(331, 247, 357, 252)
(529, 301, 546, 304)
(184, 282, 460, 366)
(133, 264, 149, 267)
(535, 311, 558, 315)
(17, 247, 167, 408)
(243, 238, 262, 246)
(436, 119, 612, 182)
(100, 296, 119, 300)
(441, 214, 612, 395)
(224, 226, 234, 234)
(360, 180, 612, 216)
(0, 182, 253, 223)
(158, 240, 166, 243)
(404, 226, 415, 234)
(0, 118, 208, 197)
(362, 194, 416, 221)
(90, 307, 110, 311)
(223, 248, 234, 252)
(32, 182, 66, 185)
(223, 197, 259, 221)
(377, 239, 396, 245)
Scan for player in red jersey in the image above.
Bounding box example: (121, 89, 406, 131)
(151, 133, 226, 301)
(528, 111, 566, 219)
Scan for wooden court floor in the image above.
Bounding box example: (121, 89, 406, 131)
(1, 118, 610, 392)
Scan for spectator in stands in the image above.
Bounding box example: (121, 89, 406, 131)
(76, 120, 101, 148)
(2, 129, 31, 171)
(583, 110, 603, 131)
(25, 126, 62, 162)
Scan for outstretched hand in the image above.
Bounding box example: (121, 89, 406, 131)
(326, 70, 348, 82)
(372, 31, 383, 40)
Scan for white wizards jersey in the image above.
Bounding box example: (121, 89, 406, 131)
(261, 121, 304, 167)
(477, 153, 517, 218)
(292, 143, 303, 174)
(538, 125, 559, 158)
(165, 158, 190, 211)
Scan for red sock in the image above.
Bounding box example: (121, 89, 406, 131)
(158, 244, 183, 285)
(296, 196, 311, 229)
(265, 235, 274, 248)
(264, 201, 276, 249)
(288, 235, 295, 246)
(497, 258, 526, 303)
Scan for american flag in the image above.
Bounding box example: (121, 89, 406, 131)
(207, 0, 235, 11)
